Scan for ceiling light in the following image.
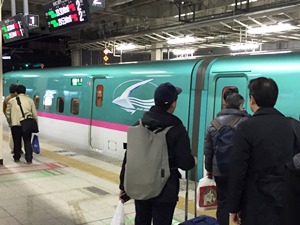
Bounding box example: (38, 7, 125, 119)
(116, 43, 136, 51)
(172, 49, 195, 55)
(174, 12, 194, 18)
(247, 23, 296, 34)
(167, 36, 196, 45)
(230, 43, 260, 51)
(230, 0, 257, 6)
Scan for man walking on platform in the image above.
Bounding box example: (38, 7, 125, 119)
(6, 85, 38, 164)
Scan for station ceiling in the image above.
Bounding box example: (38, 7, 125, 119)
(3, 0, 300, 54)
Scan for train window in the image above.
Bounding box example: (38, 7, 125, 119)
(96, 85, 103, 107)
(43, 96, 52, 111)
(56, 97, 64, 113)
(222, 86, 239, 109)
(71, 98, 80, 115)
(33, 95, 40, 109)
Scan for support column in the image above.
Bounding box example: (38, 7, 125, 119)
(151, 43, 163, 61)
(71, 48, 82, 66)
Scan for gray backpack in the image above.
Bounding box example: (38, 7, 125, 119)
(124, 120, 172, 200)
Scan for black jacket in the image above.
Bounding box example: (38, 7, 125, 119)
(119, 105, 195, 202)
(204, 108, 249, 176)
(227, 107, 295, 225)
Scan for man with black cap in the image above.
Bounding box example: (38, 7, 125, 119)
(119, 82, 197, 225)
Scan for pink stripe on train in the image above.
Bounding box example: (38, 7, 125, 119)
(37, 112, 129, 132)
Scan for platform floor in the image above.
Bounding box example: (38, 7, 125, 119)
(0, 130, 216, 225)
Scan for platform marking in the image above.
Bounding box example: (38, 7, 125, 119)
(40, 149, 217, 218)
(0, 162, 67, 175)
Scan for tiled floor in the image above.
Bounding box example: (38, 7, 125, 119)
(0, 131, 216, 225)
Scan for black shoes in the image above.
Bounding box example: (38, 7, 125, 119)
(26, 160, 32, 164)
(14, 159, 20, 162)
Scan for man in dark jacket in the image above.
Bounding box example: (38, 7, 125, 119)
(119, 82, 197, 225)
(228, 77, 296, 225)
(205, 93, 249, 225)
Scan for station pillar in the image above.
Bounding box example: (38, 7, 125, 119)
(71, 48, 82, 66)
(151, 43, 163, 61)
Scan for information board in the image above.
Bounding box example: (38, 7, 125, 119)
(43, 0, 90, 31)
(1, 14, 29, 43)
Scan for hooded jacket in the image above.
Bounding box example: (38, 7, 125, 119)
(120, 105, 195, 202)
(204, 108, 250, 176)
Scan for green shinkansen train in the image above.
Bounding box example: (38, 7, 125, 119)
(3, 52, 300, 178)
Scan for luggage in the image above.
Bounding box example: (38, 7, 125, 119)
(179, 215, 219, 225)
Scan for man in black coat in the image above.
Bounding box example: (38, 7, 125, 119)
(119, 82, 197, 225)
(227, 77, 296, 225)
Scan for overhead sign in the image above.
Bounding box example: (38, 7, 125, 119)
(1, 14, 29, 44)
(90, 0, 105, 8)
(43, 0, 90, 32)
(25, 14, 39, 29)
(89, 0, 105, 13)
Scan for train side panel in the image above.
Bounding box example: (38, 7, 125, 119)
(3, 60, 199, 160)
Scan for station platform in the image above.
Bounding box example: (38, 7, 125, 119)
(0, 129, 216, 225)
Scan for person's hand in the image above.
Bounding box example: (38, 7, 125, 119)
(206, 171, 213, 179)
(119, 190, 125, 203)
(230, 212, 241, 225)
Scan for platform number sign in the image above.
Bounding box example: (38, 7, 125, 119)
(25, 14, 39, 30)
(43, 0, 90, 31)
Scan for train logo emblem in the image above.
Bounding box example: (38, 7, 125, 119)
(112, 79, 156, 114)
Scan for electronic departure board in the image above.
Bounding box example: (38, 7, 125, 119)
(1, 14, 29, 43)
(43, 0, 90, 32)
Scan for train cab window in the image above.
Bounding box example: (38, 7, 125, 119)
(56, 97, 64, 113)
(222, 86, 239, 109)
(71, 98, 80, 115)
(43, 96, 52, 112)
(96, 85, 103, 107)
(33, 95, 40, 109)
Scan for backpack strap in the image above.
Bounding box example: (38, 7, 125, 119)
(211, 116, 242, 130)
(229, 116, 242, 128)
(211, 119, 222, 130)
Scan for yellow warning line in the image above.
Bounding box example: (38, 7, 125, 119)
(40, 147, 216, 217)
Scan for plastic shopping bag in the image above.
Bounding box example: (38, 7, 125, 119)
(31, 134, 40, 154)
(196, 176, 217, 211)
(111, 201, 125, 225)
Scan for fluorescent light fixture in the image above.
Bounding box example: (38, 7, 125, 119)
(249, 50, 292, 55)
(167, 36, 196, 45)
(247, 23, 296, 34)
(172, 49, 195, 55)
(230, 43, 260, 51)
(2, 56, 11, 59)
(231, 0, 257, 6)
(174, 12, 194, 18)
(116, 43, 136, 51)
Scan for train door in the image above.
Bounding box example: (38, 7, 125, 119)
(90, 78, 106, 150)
(214, 76, 249, 117)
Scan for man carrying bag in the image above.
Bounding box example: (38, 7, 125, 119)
(6, 85, 38, 164)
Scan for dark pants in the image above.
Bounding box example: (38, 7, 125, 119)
(11, 126, 33, 162)
(215, 176, 229, 225)
(135, 199, 177, 225)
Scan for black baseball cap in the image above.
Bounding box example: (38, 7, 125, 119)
(154, 82, 182, 105)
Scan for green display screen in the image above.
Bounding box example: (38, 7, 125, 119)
(71, 78, 82, 86)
